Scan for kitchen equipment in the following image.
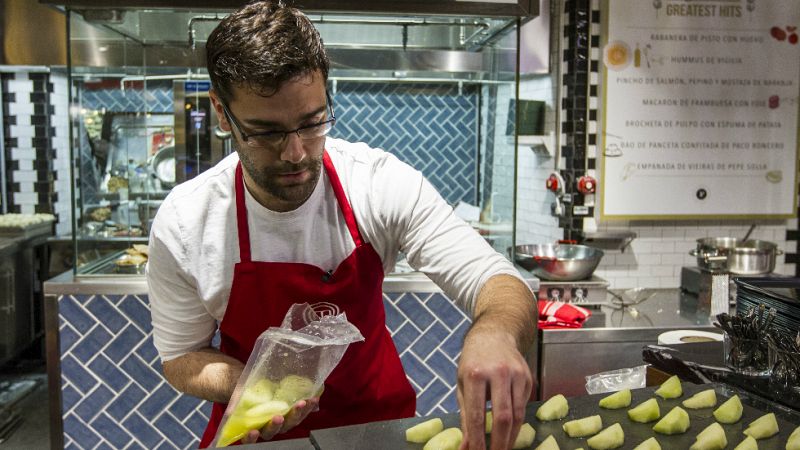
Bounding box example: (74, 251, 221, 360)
(149, 145, 176, 189)
(538, 276, 609, 305)
(514, 244, 604, 281)
(690, 237, 782, 274)
(309, 383, 799, 450)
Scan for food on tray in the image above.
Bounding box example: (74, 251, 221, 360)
(743, 412, 778, 439)
(652, 406, 690, 435)
(512, 423, 536, 449)
(536, 394, 569, 421)
(628, 398, 661, 423)
(0, 213, 55, 230)
(732, 435, 757, 450)
(689, 422, 727, 450)
(682, 389, 717, 409)
(116, 244, 149, 270)
(787, 425, 800, 450)
(273, 375, 316, 404)
(405, 418, 444, 444)
(563, 415, 602, 438)
(713, 395, 743, 424)
(632, 437, 661, 450)
(115, 253, 147, 266)
(88, 207, 112, 222)
(534, 435, 559, 450)
(654, 375, 682, 399)
(599, 389, 631, 409)
(423, 427, 462, 450)
(586, 423, 624, 450)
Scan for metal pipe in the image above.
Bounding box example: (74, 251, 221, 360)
(115, 72, 512, 86)
(187, 14, 223, 50)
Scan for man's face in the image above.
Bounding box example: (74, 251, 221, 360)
(211, 72, 328, 212)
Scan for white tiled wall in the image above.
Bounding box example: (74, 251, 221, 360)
(515, 75, 563, 245)
(593, 220, 796, 289)
(50, 71, 72, 236)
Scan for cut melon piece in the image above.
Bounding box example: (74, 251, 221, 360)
(788, 425, 800, 450)
(689, 422, 727, 450)
(273, 375, 315, 404)
(732, 435, 758, 450)
(536, 394, 569, 421)
(652, 406, 690, 435)
(586, 423, 624, 450)
(682, 389, 717, 409)
(534, 435, 560, 450)
(628, 398, 661, 423)
(239, 378, 275, 408)
(713, 395, 743, 424)
(238, 399, 291, 430)
(216, 415, 251, 447)
(485, 411, 493, 434)
(512, 423, 536, 449)
(406, 418, 444, 443)
(655, 375, 682, 399)
(563, 415, 603, 438)
(599, 389, 632, 409)
(743, 413, 779, 440)
(423, 427, 462, 450)
(632, 437, 661, 450)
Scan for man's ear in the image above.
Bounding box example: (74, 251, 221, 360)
(209, 89, 233, 132)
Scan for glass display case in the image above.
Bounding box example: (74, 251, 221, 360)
(62, 5, 533, 277)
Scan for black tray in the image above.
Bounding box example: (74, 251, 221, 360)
(310, 383, 799, 449)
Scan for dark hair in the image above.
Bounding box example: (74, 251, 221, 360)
(206, 1, 329, 103)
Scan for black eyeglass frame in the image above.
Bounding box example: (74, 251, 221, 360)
(220, 90, 336, 148)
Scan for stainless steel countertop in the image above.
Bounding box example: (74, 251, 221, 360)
(44, 268, 541, 296)
(541, 289, 723, 343)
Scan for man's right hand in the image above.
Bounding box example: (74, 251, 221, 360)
(239, 397, 320, 443)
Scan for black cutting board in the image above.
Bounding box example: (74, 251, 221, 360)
(309, 383, 799, 449)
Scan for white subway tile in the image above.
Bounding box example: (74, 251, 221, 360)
(651, 242, 675, 253)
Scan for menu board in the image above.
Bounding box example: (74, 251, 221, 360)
(600, 0, 800, 218)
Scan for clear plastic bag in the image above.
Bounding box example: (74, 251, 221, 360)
(213, 303, 364, 447)
(584, 365, 647, 395)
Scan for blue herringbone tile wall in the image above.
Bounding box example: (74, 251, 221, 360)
(58, 294, 210, 449)
(58, 292, 469, 447)
(82, 87, 173, 113)
(383, 292, 471, 416)
(330, 82, 480, 206)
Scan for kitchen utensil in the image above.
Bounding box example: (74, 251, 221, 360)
(514, 244, 604, 281)
(149, 145, 176, 189)
(690, 237, 782, 274)
(742, 223, 757, 242)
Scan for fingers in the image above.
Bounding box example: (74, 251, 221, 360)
(458, 365, 488, 450)
(487, 367, 515, 450)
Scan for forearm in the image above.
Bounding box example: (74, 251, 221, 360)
(162, 347, 245, 404)
(467, 274, 537, 356)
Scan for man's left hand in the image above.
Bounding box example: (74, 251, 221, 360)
(457, 328, 533, 450)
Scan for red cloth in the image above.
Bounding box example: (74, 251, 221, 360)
(538, 300, 592, 329)
(199, 153, 416, 447)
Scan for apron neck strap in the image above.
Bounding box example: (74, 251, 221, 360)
(233, 150, 365, 263)
(323, 151, 364, 247)
(234, 162, 252, 262)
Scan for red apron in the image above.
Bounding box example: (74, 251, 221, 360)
(199, 151, 416, 447)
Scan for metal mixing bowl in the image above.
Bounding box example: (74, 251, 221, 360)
(513, 244, 604, 281)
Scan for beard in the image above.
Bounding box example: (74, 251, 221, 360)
(236, 143, 323, 208)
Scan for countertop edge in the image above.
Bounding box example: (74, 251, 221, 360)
(44, 269, 541, 296)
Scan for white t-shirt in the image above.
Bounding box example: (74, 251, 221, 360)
(146, 137, 522, 362)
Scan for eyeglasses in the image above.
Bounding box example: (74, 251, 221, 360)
(220, 91, 336, 149)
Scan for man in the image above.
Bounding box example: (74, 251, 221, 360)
(146, 2, 536, 449)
